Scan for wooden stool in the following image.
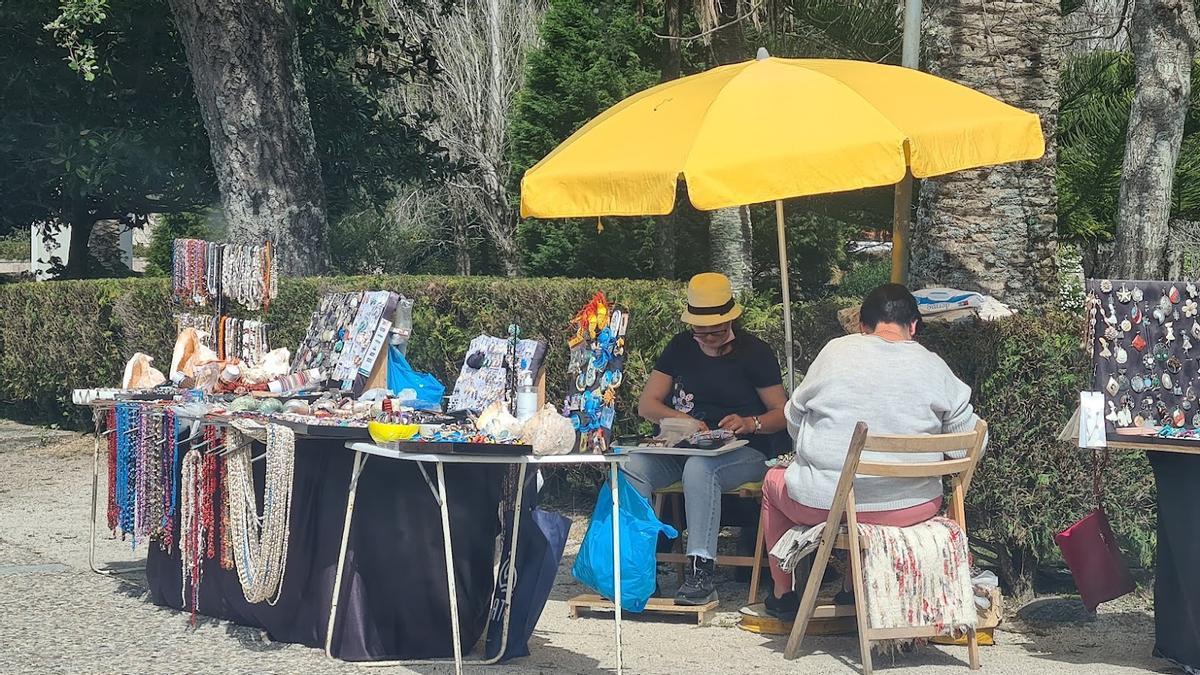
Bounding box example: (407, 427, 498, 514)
(652, 480, 768, 604)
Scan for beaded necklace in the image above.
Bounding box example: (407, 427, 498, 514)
(180, 448, 205, 622)
(105, 408, 118, 532)
(134, 409, 149, 543)
(219, 441, 234, 571)
(143, 412, 163, 542)
(160, 410, 178, 551)
(227, 423, 295, 604)
(115, 404, 135, 538)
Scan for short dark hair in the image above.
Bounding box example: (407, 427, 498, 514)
(860, 284, 922, 332)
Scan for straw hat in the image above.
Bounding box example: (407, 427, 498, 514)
(680, 272, 743, 326)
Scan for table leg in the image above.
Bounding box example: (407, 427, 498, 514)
(325, 450, 368, 659)
(610, 461, 623, 675)
(436, 461, 465, 675)
(89, 429, 103, 575)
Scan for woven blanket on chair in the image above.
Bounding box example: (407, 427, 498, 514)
(858, 516, 976, 634)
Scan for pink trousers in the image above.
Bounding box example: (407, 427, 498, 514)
(760, 466, 942, 595)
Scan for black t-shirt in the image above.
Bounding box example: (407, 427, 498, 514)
(653, 329, 786, 453)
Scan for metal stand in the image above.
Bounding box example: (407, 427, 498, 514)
(89, 428, 146, 578)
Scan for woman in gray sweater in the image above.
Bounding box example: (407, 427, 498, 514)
(761, 284, 981, 618)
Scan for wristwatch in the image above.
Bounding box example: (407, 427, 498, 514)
(752, 415, 762, 433)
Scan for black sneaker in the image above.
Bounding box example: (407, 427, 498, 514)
(764, 590, 800, 620)
(675, 555, 717, 605)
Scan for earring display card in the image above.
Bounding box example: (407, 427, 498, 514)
(1086, 278, 1200, 444)
(291, 292, 364, 379)
(290, 291, 402, 395)
(447, 334, 546, 413)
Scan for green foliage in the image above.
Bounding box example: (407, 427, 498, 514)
(837, 258, 892, 299)
(1057, 52, 1200, 246)
(43, 0, 109, 80)
(509, 0, 666, 276)
(757, 0, 902, 63)
(298, 0, 450, 226)
(0, 234, 31, 261)
(0, 0, 215, 273)
(142, 212, 220, 277)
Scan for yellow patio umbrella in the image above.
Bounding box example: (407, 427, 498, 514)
(520, 53, 1045, 386)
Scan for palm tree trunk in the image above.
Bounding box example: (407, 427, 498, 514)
(1111, 0, 1198, 279)
(911, 0, 1061, 309)
(706, 0, 753, 292)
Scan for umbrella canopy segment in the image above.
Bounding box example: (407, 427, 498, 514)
(519, 57, 1045, 219)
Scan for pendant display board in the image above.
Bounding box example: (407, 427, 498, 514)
(1086, 279, 1200, 444)
(447, 334, 547, 413)
(290, 291, 402, 396)
(563, 292, 629, 454)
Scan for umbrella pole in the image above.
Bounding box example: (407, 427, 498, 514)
(891, 173, 913, 284)
(775, 200, 795, 391)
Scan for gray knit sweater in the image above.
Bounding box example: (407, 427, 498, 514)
(783, 333, 980, 512)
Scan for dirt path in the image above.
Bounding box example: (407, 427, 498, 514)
(0, 420, 1174, 674)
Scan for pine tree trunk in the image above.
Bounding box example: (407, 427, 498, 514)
(911, 0, 1061, 309)
(166, 0, 331, 276)
(709, 205, 754, 293)
(1112, 0, 1197, 279)
(706, 0, 753, 292)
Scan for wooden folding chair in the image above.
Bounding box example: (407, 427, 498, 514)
(783, 420, 988, 674)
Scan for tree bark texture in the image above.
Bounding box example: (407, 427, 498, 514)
(709, 205, 754, 292)
(911, 0, 1061, 309)
(661, 0, 683, 82)
(656, 4, 683, 279)
(706, 0, 753, 292)
(1112, 0, 1197, 279)
(166, 0, 331, 276)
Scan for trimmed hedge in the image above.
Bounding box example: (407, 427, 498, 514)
(0, 276, 1155, 594)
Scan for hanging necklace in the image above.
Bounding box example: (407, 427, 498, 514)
(105, 408, 119, 532)
(227, 423, 295, 604)
(180, 447, 205, 622)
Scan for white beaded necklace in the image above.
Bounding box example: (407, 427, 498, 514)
(226, 423, 295, 605)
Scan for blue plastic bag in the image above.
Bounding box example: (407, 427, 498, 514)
(386, 345, 445, 410)
(571, 472, 677, 612)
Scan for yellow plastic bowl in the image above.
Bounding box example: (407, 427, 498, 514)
(368, 421, 420, 443)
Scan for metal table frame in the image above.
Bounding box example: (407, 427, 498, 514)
(327, 443, 629, 674)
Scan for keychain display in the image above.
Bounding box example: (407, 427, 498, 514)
(562, 292, 629, 453)
(1087, 279, 1200, 441)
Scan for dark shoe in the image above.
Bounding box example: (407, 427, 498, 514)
(764, 590, 799, 620)
(675, 556, 717, 605)
(834, 588, 855, 606)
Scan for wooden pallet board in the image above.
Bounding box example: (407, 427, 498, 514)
(567, 594, 718, 625)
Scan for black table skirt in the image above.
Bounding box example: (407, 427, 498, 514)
(1148, 452, 1200, 668)
(146, 438, 504, 661)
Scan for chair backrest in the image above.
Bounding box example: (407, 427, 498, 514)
(824, 420, 988, 533)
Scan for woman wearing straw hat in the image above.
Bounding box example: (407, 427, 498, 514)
(627, 272, 789, 606)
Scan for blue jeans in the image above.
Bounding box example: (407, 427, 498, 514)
(623, 447, 768, 560)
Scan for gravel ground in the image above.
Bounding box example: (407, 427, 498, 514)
(0, 419, 1179, 674)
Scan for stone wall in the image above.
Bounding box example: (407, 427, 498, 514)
(911, 0, 1062, 310)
